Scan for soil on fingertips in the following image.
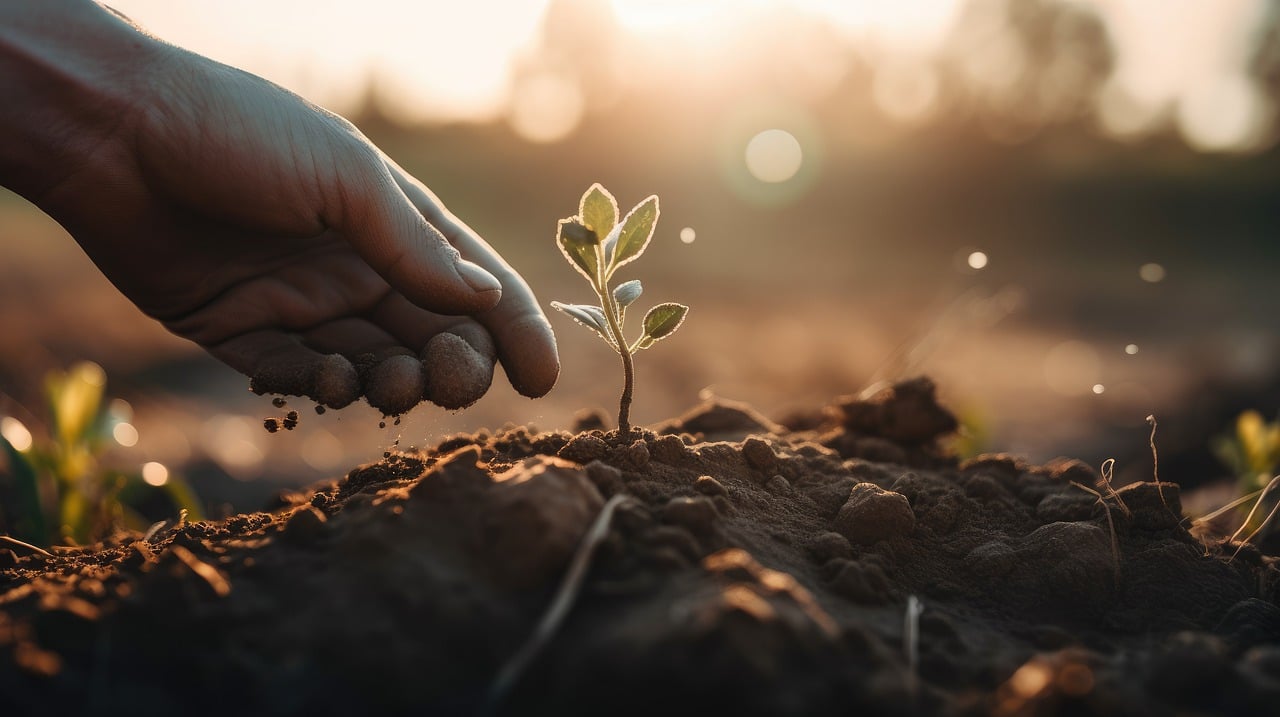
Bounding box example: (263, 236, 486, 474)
(3, 377, 1280, 716)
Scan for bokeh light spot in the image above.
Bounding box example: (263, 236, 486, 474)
(508, 72, 585, 144)
(1139, 263, 1166, 283)
(1, 417, 33, 452)
(745, 129, 803, 183)
(679, 227, 697, 244)
(141, 461, 169, 487)
(113, 422, 139, 448)
(967, 251, 989, 270)
(1124, 343, 1139, 355)
(1092, 384, 1106, 395)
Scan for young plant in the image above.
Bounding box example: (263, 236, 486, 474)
(0, 362, 202, 546)
(551, 184, 688, 435)
(1212, 409, 1280, 537)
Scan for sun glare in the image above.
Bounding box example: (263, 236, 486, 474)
(609, 0, 747, 31)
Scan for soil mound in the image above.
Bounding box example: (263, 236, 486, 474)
(2, 377, 1278, 715)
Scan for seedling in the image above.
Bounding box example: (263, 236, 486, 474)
(0, 362, 202, 546)
(1212, 409, 1280, 537)
(551, 184, 688, 435)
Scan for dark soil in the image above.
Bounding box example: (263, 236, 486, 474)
(3, 377, 1279, 716)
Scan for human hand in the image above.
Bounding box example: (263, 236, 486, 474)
(0, 2, 558, 414)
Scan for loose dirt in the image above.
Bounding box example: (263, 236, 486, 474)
(2, 377, 1278, 715)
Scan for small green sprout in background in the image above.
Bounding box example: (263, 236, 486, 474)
(0, 361, 202, 547)
(551, 183, 688, 435)
(1212, 409, 1280, 537)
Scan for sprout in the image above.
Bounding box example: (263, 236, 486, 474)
(551, 183, 688, 435)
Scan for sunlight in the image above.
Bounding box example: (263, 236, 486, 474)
(609, 0, 748, 31)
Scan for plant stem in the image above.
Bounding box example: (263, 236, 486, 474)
(599, 288, 634, 435)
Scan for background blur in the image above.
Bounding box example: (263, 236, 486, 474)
(3, 0, 1279, 511)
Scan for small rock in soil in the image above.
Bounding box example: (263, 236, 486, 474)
(272, 397, 287, 408)
(693, 475, 728, 497)
(832, 483, 916, 545)
(663, 496, 718, 533)
(741, 437, 778, 471)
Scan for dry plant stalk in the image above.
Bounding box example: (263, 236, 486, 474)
(485, 493, 631, 713)
(1071, 460, 1130, 589)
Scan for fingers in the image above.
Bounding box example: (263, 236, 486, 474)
(199, 296, 507, 414)
(383, 158, 560, 398)
(209, 330, 360, 409)
(369, 297, 496, 409)
(319, 128, 502, 316)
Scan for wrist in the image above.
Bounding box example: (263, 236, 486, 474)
(0, 0, 167, 201)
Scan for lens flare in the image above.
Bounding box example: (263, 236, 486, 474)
(745, 129, 804, 183)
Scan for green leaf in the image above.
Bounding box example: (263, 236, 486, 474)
(613, 280, 642, 308)
(556, 218, 600, 287)
(551, 302, 617, 348)
(639, 302, 688, 347)
(579, 183, 618, 242)
(604, 195, 659, 275)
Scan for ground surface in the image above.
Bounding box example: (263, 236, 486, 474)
(2, 378, 1279, 716)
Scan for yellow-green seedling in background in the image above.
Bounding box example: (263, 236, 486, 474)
(1212, 409, 1280, 536)
(0, 362, 202, 547)
(551, 184, 688, 434)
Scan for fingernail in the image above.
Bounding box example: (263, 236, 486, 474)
(456, 259, 501, 294)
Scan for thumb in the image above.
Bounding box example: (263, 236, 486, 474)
(323, 141, 501, 315)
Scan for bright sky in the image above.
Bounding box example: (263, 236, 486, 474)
(110, 0, 1273, 150)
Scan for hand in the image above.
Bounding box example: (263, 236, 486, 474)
(0, 2, 558, 414)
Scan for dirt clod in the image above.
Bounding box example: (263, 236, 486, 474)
(741, 436, 778, 471)
(663, 496, 719, 533)
(263, 418, 280, 433)
(694, 475, 728, 497)
(832, 482, 916, 545)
